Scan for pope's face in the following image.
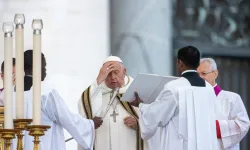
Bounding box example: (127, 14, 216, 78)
(197, 61, 218, 86)
(105, 61, 126, 89)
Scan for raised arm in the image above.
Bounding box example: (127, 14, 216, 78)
(131, 86, 178, 140)
(42, 89, 95, 150)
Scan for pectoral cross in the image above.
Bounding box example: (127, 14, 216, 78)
(110, 110, 119, 122)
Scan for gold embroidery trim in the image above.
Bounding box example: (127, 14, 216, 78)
(117, 94, 143, 150)
(82, 86, 93, 119)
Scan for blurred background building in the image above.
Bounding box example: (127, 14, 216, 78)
(172, 1, 250, 149)
(111, 0, 250, 149)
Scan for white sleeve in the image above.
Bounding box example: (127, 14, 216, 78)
(42, 89, 95, 150)
(139, 86, 177, 140)
(77, 80, 102, 118)
(218, 94, 250, 149)
(89, 80, 102, 101)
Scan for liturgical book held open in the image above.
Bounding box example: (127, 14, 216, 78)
(121, 73, 178, 103)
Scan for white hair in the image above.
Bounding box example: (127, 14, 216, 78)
(200, 58, 217, 71)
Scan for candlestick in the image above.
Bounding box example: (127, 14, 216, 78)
(14, 119, 32, 150)
(2, 22, 14, 129)
(0, 129, 18, 150)
(27, 125, 50, 150)
(14, 13, 25, 119)
(0, 106, 5, 150)
(32, 19, 43, 125)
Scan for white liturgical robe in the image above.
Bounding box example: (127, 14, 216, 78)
(215, 90, 250, 150)
(13, 82, 95, 150)
(78, 76, 149, 150)
(138, 77, 219, 150)
(146, 127, 161, 150)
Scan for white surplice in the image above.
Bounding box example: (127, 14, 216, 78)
(78, 76, 149, 150)
(146, 127, 161, 150)
(138, 77, 219, 150)
(215, 90, 250, 150)
(12, 81, 95, 150)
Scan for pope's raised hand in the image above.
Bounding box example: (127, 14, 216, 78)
(92, 116, 103, 129)
(96, 62, 115, 85)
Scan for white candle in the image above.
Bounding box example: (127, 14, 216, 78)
(14, 14, 25, 119)
(2, 22, 14, 129)
(32, 19, 43, 125)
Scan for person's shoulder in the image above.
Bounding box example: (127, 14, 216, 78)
(30, 81, 56, 96)
(220, 90, 244, 105)
(166, 77, 189, 88)
(128, 76, 134, 82)
(222, 90, 241, 99)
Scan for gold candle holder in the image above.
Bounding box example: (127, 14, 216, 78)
(14, 119, 33, 150)
(0, 129, 18, 150)
(27, 125, 50, 150)
(0, 106, 5, 150)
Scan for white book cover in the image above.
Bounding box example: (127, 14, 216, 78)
(121, 73, 178, 104)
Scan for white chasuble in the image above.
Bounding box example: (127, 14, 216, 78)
(78, 76, 149, 150)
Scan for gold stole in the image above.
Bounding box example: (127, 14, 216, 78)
(81, 86, 144, 150)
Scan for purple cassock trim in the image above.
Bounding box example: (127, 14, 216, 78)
(214, 84, 222, 96)
(0, 88, 3, 92)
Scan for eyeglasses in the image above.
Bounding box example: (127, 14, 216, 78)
(198, 71, 214, 76)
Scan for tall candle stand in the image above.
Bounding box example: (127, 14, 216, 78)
(27, 125, 50, 150)
(1, 21, 17, 150)
(0, 129, 18, 150)
(14, 119, 32, 150)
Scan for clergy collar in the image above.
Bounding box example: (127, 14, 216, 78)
(181, 70, 197, 75)
(25, 75, 33, 77)
(214, 84, 222, 96)
(213, 83, 217, 88)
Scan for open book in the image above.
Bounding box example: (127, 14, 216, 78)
(121, 73, 178, 104)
